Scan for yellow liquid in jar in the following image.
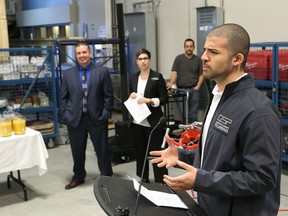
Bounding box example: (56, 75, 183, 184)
(0, 120, 13, 137)
(13, 119, 26, 135)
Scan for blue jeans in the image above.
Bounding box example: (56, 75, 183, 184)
(178, 88, 199, 124)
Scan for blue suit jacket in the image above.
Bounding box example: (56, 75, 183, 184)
(60, 64, 113, 127)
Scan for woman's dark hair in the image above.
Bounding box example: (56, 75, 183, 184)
(136, 48, 151, 59)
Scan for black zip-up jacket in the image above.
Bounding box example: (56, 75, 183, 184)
(180, 74, 281, 216)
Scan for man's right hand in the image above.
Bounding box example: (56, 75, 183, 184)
(166, 82, 172, 90)
(150, 134, 179, 169)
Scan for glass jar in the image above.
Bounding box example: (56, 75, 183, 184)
(12, 115, 26, 135)
(0, 116, 13, 137)
(39, 96, 49, 106)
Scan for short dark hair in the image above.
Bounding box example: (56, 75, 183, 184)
(184, 38, 195, 47)
(75, 42, 91, 51)
(136, 48, 151, 59)
(208, 23, 250, 68)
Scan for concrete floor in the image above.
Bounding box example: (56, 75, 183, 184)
(0, 115, 288, 216)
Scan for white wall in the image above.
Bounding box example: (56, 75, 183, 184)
(156, 0, 203, 77)
(121, 0, 288, 79)
(224, 0, 288, 43)
(77, 0, 105, 38)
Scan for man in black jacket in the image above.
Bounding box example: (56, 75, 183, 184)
(151, 24, 281, 216)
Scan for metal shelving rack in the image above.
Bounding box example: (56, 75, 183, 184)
(0, 47, 58, 148)
(246, 42, 288, 162)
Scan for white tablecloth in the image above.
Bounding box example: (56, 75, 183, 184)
(0, 127, 49, 176)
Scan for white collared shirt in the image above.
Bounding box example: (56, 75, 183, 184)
(200, 85, 223, 167)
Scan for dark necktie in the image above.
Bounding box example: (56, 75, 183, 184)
(82, 68, 88, 112)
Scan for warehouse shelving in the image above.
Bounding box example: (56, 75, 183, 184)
(0, 47, 58, 148)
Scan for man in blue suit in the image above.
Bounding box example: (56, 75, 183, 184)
(60, 42, 113, 190)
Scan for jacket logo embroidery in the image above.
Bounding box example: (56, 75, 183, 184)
(214, 114, 232, 134)
(151, 77, 159, 81)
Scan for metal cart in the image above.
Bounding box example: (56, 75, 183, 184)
(164, 88, 189, 126)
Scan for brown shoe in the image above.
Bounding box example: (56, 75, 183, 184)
(65, 179, 85, 190)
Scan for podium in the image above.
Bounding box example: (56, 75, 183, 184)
(94, 176, 207, 216)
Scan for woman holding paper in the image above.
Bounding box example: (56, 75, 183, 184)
(128, 48, 168, 183)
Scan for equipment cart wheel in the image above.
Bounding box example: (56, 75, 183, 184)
(45, 138, 55, 149)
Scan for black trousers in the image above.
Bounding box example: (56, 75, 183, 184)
(131, 123, 168, 183)
(67, 114, 113, 181)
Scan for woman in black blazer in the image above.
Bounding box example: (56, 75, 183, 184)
(129, 48, 168, 183)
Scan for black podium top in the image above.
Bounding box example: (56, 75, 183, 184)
(93, 176, 207, 216)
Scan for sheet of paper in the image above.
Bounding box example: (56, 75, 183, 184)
(132, 178, 188, 209)
(124, 94, 151, 124)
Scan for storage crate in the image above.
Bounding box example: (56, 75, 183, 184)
(279, 50, 288, 82)
(245, 50, 272, 80)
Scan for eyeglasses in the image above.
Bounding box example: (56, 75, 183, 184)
(137, 57, 150, 61)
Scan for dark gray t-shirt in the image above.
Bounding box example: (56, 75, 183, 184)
(171, 53, 203, 87)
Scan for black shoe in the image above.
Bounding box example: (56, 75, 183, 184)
(65, 179, 85, 190)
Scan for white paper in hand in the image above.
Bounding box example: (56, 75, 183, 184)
(124, 93, 151, 124)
